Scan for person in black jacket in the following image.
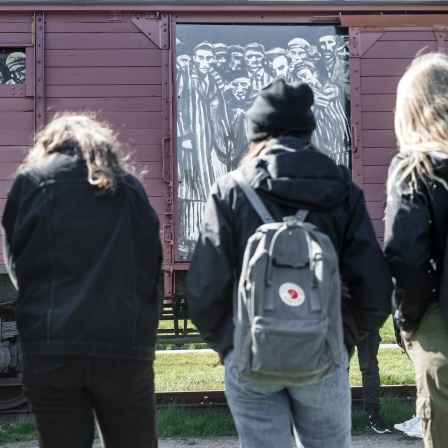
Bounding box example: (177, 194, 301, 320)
(1, 113, 162, 448)
(185, 78, 392, 448)
(384, 52, 448, 448)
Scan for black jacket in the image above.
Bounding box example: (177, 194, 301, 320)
(2, 149, 162, 360)
(384, 151, 448, 332)
(185, 136, 392, 360)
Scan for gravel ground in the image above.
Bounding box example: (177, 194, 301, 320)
(0, 432, 424, 447)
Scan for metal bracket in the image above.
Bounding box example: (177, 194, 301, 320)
(350, 26, 384, 58)
(434, 25, 448, 52)
(34, 12, 45, 133)
(161, 131, 174, 268)
(132, 12, 169, 49)
(31, 15, 35, 44)
(163, 266, 174, 297)
(348, 28, 363, 188)
(109, 11, 122, 22)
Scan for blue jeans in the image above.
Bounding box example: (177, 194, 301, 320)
(22, 355, 157, 448)
(224, 349, 351, 448)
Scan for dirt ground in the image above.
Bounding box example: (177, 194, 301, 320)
(0, 433, 424, 448)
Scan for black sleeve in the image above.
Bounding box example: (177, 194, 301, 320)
(339, 184, 393, 340)
(384, 175, 435, 332)
(1, 188, 20, 290)
(184, 182, 236, 358)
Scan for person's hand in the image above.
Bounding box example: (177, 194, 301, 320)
(401, 330, 413, 341)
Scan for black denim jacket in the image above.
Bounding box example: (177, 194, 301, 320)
(2, 150, 162, 360)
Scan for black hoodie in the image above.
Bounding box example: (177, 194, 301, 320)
(186, 136, 392, 360)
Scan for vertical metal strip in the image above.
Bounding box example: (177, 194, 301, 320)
(349, 27, 363, 188)
(160, 13, 175, 297)
(434, 25, 447, 52)
(34, 12, 45, 134)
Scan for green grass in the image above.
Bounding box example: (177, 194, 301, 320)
(157, 406, 236, 438)
(157, 313, 397, 347)
(350, 348, 415, 386)
(156, 341, 209, 351)
(156, 319, 207, 351)
(380, 315, 398, 344)
(352, 394, 417, 437)
(0, 316, 410, 444)
(0, 398, 420, 443)
(155, 351, 225, 392)
(0, 415, 38, 444)
(158, 398, 419, 438)
(155, 345, 415, 392)
(155, 313, 410, 391)
(157, 314, 399, 348)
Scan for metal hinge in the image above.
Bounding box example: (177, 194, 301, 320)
(109, 11, 121, 22)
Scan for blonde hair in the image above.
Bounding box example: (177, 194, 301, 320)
(238, 137, 319, 166)
(390, 52, 448, 195)
(239, 139, 271, 165)
(22, 112, 127, 195)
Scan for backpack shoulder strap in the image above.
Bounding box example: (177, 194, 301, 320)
(229, 170, 275, 224)
(293, 209, 308, 222)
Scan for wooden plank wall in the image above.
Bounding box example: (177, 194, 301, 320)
(0, 13, 34, 266)
(0, 14, 443, 263)
(0, 11, 165, 266)
(44, 11, 164, 221)
(360, 29, 437, 242)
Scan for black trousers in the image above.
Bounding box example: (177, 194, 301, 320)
(356, 331, 382, 416)
(21, 355, 158, 448)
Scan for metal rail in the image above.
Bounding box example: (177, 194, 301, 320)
(0, 384, 417, 426)
(0, 384, 417, 418)
(156, 385, 417, 407)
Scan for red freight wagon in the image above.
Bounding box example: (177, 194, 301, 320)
(0, 0, 446, 409)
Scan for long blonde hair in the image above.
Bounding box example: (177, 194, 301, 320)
(22, 112, 127, 195)
(390, 52, 448, 195)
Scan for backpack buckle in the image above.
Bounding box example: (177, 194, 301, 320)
(283, 215, 297, 227)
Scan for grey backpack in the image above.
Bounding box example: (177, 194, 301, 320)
(230, 169, 344, 386)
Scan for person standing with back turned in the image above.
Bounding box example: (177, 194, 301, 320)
(1, 113, 162, 448)
(384, 52, 448, 448)
(185, 77, 392, 448)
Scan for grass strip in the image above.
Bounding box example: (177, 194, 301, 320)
(157, 314, 399, 346)
(157, 406, 236, 438)
(154, 346, 415, 392)
(0, 415, 38, 444)
(0, 396, 420, 443)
